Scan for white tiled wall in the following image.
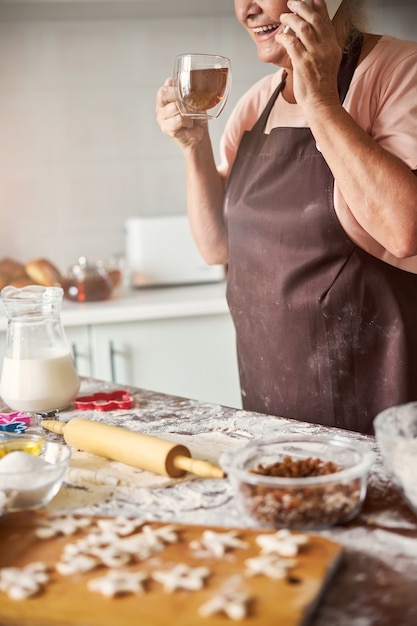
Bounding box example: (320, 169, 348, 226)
(0, 10, 270, 272)
(0, 3, 415, 274)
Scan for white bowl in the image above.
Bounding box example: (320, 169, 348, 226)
(374, 402, 417, 515)
(220, 435, 375, 529)
(0, 437, 71, 513)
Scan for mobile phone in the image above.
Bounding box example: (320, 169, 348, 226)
(284, 0, 342, 33)
(325, 0, 343, 20)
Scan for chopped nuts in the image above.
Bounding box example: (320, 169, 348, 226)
(250, 456, 340, 478)
(242, 456, 361, 528)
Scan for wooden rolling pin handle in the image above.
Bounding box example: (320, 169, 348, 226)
(173, 455, 225, 479)
(42, 420, 66, 435)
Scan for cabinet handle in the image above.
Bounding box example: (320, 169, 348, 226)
(71, 340, 92, 377)
(109, 340, 116, 383)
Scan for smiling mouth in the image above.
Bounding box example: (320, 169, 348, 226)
(252, 23, 280, 35)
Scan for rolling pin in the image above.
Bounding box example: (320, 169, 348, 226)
(41, 417, 224, 479)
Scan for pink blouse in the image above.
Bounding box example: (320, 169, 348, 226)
(218, 35, 417, 272)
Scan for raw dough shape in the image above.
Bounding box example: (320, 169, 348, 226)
(95, 516, 144, 536)
(56, 522, 180, 574)
(56, 553, 100, 576)
(255, 529, 308, 557)
(35, 514, 92, 539)
(0, 562, 49, 600)
(141, 524, 179, 545)
(199, 588, 250, 620)
(244, 554, 297, 579)
(190, 530, 249, 558)
(87, 570, 148, 597)
(152, 563, 211, 592)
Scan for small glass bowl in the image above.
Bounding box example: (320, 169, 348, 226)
(374, 402, 417, 516)
(0, 432, 45, 456)
(220, 435, 375, 530)
(0, 438, 71, 513)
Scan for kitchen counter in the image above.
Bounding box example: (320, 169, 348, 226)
(0, 282, 230, 332)
(2, 378, 416, 625)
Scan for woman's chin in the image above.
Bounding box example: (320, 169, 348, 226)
(258, 47, 289, 68)
(254, 36, 289, 67)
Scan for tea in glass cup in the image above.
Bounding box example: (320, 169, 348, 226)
(174, 53, 231, 119)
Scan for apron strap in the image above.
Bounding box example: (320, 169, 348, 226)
(252, 27, 364, 134)
(252, 71, 288, 134)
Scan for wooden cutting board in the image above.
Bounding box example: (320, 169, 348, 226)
(0, 511, 342, 626)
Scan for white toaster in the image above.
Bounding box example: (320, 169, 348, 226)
(125, 215, 225, 288)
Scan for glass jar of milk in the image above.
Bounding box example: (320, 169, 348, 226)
(0, 285, 80, 413)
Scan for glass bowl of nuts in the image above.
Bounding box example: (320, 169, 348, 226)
(220, 435, 375, 530)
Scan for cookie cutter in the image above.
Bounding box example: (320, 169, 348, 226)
(74, 390, 134, 411)
(0, 412, 34, 433)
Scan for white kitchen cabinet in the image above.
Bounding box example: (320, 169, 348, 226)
(64, 325, 93, 379)
(90, 314, 241, 409)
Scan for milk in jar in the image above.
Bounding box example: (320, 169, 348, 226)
(0, 285, 80, 413)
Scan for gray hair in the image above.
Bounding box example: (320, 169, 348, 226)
(341, 0, 368, 31)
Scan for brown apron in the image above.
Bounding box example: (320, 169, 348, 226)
(225, 32, 417, 434)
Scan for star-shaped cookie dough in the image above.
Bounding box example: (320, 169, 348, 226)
(190, 530, 249, 558)
(244, 554, 297, 579)
(96, 516, 144, 537)
(87, 570, 148, 597)
(256, 529, 308, 557)
(152, 563, 210, 592)
(34, 515, 92, 539)
(199, 589, 250, 620)
(0, 562, 49, 600)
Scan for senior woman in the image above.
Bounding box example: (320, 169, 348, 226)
(156, 0, 417, 434)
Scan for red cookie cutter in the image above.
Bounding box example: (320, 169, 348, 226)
(74, 390, 134, 411)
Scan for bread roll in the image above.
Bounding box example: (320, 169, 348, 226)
(0, 271, 10, 291)
(0, 258, 31, 290)
(25, 258, 62, 287)
(0, 257, 25, 280)
(10, 273, 35, 288)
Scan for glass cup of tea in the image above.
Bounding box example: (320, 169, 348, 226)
(174, 53, 231, 120)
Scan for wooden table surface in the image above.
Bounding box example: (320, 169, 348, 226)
(2, 377, 417, 626)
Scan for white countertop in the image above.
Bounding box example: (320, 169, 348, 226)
(0, 281, 230, 331)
